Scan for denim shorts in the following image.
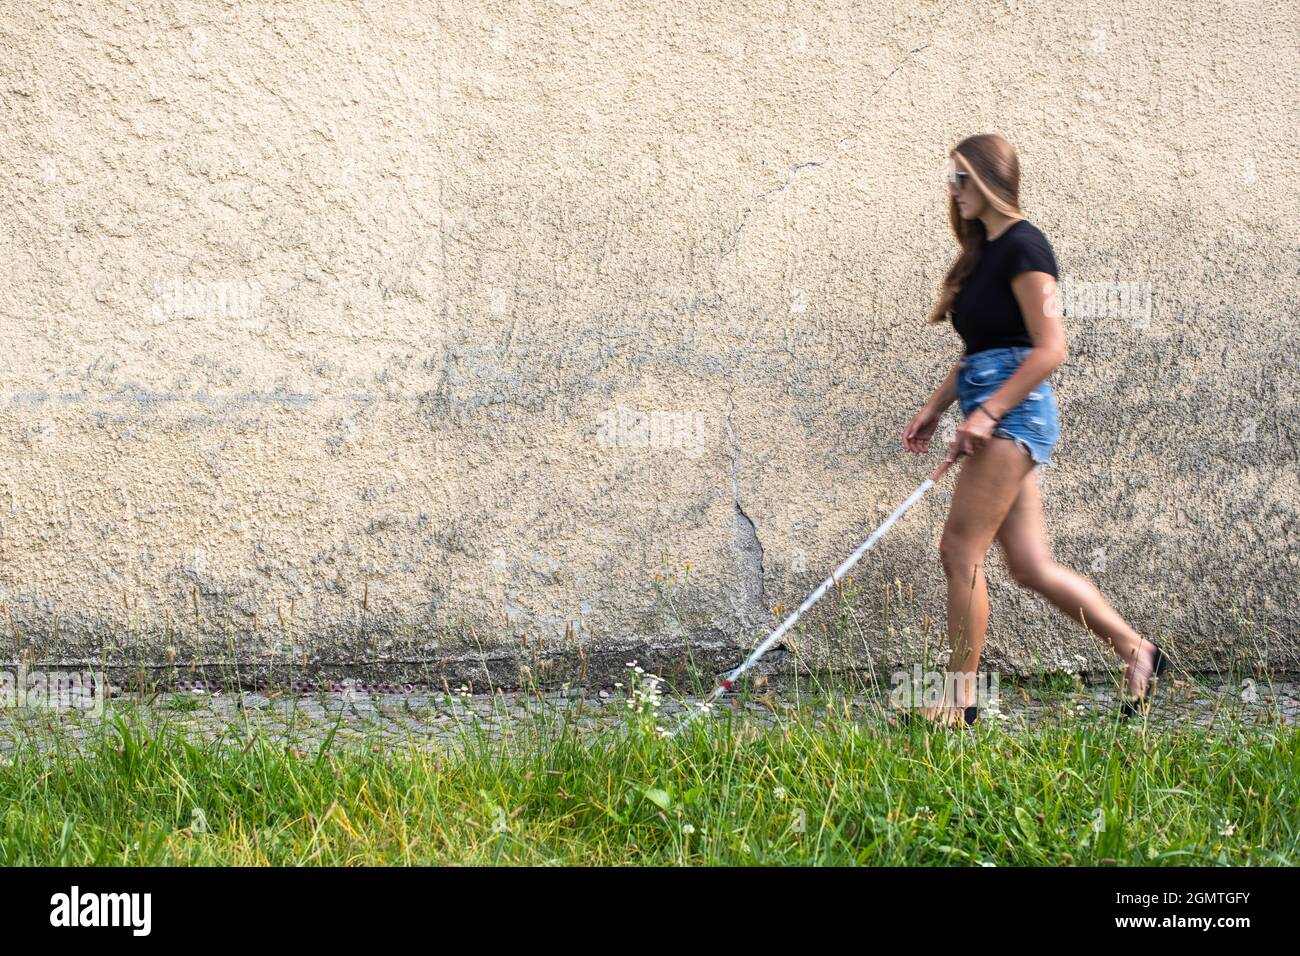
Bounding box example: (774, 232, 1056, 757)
(956, 346, 1061, 467)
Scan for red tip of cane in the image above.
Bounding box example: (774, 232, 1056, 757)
(721, 680, 732, 689)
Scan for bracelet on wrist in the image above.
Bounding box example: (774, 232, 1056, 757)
(975, 403, 1001, 424)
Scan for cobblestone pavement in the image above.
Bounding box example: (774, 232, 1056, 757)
(1, 674, 1295, 755)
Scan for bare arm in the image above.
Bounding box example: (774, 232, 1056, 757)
(925, 360, 960, 414)
(975, 272, 1067, 420)
(903, 360, 960, 455)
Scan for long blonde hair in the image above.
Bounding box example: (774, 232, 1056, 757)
(927, 133, 1024, 324)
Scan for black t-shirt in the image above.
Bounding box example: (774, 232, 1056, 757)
(950, 219, 1058, 355)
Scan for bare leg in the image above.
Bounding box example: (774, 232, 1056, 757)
(921, 437, 1034, 723)
(996, 469, 1159, 698)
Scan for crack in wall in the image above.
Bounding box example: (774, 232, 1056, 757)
(725, 397, 766, 618)
(869, 39, 935, 99)
(711, 23, 948, 616)
(723, 160, 825, 257)
(722, 16, 946, 257)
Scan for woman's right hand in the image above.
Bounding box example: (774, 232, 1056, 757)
(903, 405, 941, 454)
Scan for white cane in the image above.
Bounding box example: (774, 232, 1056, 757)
(668, 454, 960, 738)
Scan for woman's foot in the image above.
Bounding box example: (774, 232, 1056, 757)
(1122, 638, 1159, 701)
(1118, 639, 1170, 720)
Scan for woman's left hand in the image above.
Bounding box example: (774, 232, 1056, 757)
(950, 410, 997, 459)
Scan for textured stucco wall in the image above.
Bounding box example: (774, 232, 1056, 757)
(1, 1, 1296, 688)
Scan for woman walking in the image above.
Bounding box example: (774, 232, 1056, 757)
(896, 133, 1167, 726)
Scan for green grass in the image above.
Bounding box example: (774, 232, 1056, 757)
(3, 576, 1293, 865)
(0, 698, 1295, 865)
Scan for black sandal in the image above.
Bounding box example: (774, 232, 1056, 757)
(1117, 641, 1170, 721)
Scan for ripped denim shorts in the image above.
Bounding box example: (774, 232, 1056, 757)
(957, 346, 1060, 468)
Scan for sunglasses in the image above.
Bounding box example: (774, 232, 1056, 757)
(944, 168, 971, 192)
